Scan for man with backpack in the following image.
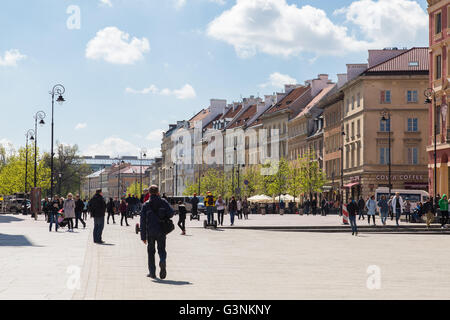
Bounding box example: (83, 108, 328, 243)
(140, 185, 174, 279)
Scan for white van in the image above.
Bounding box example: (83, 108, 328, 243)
(375, 187, 429, 209)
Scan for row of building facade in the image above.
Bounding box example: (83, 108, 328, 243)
(155, 47, 430, 202)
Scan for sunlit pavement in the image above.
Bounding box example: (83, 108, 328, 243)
(1, 213, 450, 300)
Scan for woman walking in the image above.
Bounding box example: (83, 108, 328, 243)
(63, 193, 76, 232)
(366, 195, 377, 226)
(216, 196, 225, 226)
(177, 201, 187, 235)
(404, 200, 412, 223)
(228, 196, 237, 226)
(347, 198, 358, 236)
(243, 198, 249, 219)
(106, 197, 116, 224)
(119, 199, 129, 226)
(237, 198, 242, 219)
(377, 195, 389, 226)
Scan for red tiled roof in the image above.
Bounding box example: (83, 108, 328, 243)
(365, 47, 429, 73)
(294, 84, 336, 120)
(222, 104, 242, 119)
(189, 108, 210, 128)
(265, 85, 310, 114)
(227, 104, 258, 129)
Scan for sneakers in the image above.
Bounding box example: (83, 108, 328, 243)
(159, 261, 167, 280)
(352, 232, 354, 236)
(147, 272, 156, 279)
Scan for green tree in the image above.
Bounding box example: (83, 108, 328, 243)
(288, 157, 303, 202)
(266, 158, 290, 198)
(297, 150, 326, 199)
(127, 181, 148, 197)
(0, 147, 50, 195)
(42, 143, 91, 197)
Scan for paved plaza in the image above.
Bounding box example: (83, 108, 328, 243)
(1, 213, 450, 300)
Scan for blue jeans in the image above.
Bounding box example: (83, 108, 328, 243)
(349, 215, 357, 233)
(230, 211, 236, 225)
(49, 213, 58, 231)
(93, 216, 105, 243)
(395, 210, 401, 225)
(206, 206, 214, 224)
(380, 211, 388, 224)
(147, 235, 167, 274)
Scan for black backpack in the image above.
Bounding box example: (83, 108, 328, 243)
(157, 207, 174, 235)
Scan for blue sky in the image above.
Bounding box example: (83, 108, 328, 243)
(0, 0, 428, 158)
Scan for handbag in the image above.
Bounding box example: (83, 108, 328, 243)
(158, 207, 174, 235)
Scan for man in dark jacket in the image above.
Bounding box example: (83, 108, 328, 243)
(357, 196, 366, 220)
(348, 198, 359, 236)
(90, 189, 107, 244)
(140, 185, 174, 279)
(74, 194, 86, 229)
(191, 193, 199, 216)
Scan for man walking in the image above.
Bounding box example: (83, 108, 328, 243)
(391, 192, 404, 227)
(347, 198, 358, 236)
(140, 185, 174, 279)
(228, 196, 237, 226)
(377, 195, 389, 226)
(424, 196, 435, 229)
(357, 196, 365, 220)
(439, 194, 448, 229)
(74, 194, 86, 229)
(90, 189, 106, 244)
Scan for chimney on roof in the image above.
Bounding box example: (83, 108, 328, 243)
(310, 74, 330, 97)
(337, 74, 348, 89)
(284, 84, 301, 94)
(346, 64, 368, 82)
(264, 94, 275, 108)
(257, 101, 266, 114)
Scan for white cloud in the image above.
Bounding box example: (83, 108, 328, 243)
(99, 0, 113, 7)
(0, 138, 15, 157)
(260, 72, 297, 89)
(0, 49, 26, 67)
(126, 83, 196, 99)
(175, 0, 186, 9)
(207, 0, 427, 58)
(84, 137, 140, 157)
(75, 123, 87, 130)
(334, 0, 427, 48)
(84, 137, 162, 158)
(146, 129, 164, 142)
(86, 27, 150, 65)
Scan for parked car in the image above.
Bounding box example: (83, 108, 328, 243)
(6, 198, 29, 214)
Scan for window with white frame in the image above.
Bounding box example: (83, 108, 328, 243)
(407, 147, 418, 165)
(379, 147, 390, 165)
(407, 118, 418, 132)
(407, 90, 418, 103)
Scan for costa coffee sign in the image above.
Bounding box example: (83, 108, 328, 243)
(376, 175, 424, 181)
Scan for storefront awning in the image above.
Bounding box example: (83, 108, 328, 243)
(344, 182, 360, 188)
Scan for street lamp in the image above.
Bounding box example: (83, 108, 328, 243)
(117, 159, 125, 199)
(140, 149, 147, 196)
(339, 128, 346, 216)
(33, 111, 46, 189)
(58, 172, 62, 196)
(49, 84, 66, 200)
(381, 109, 392, 199)
(25, 129, 35, 193)
(425, 88, 447, 213)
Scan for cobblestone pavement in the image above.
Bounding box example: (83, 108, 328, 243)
(2, 213, 450, 300)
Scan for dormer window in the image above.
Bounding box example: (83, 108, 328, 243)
(408, 61, 419, 67)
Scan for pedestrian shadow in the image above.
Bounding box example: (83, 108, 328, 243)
(152, 279, 193, 286)
(0, 216, 24, 224)
(0, 233, 37, 247)
(97, 243, 116, 246)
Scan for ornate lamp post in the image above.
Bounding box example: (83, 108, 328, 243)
(140, 149, 147, 196)
(425, 88, 447, 213)
(33, 111, 46, 188)
(381, 109, 392, 198)
(339, 128, 346, 216)
(49, 84, 66, 200)
(25, 129, 35, 193)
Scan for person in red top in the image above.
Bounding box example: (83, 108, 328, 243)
(119, 199, 129, 226)
(143, 188, 150, 203)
